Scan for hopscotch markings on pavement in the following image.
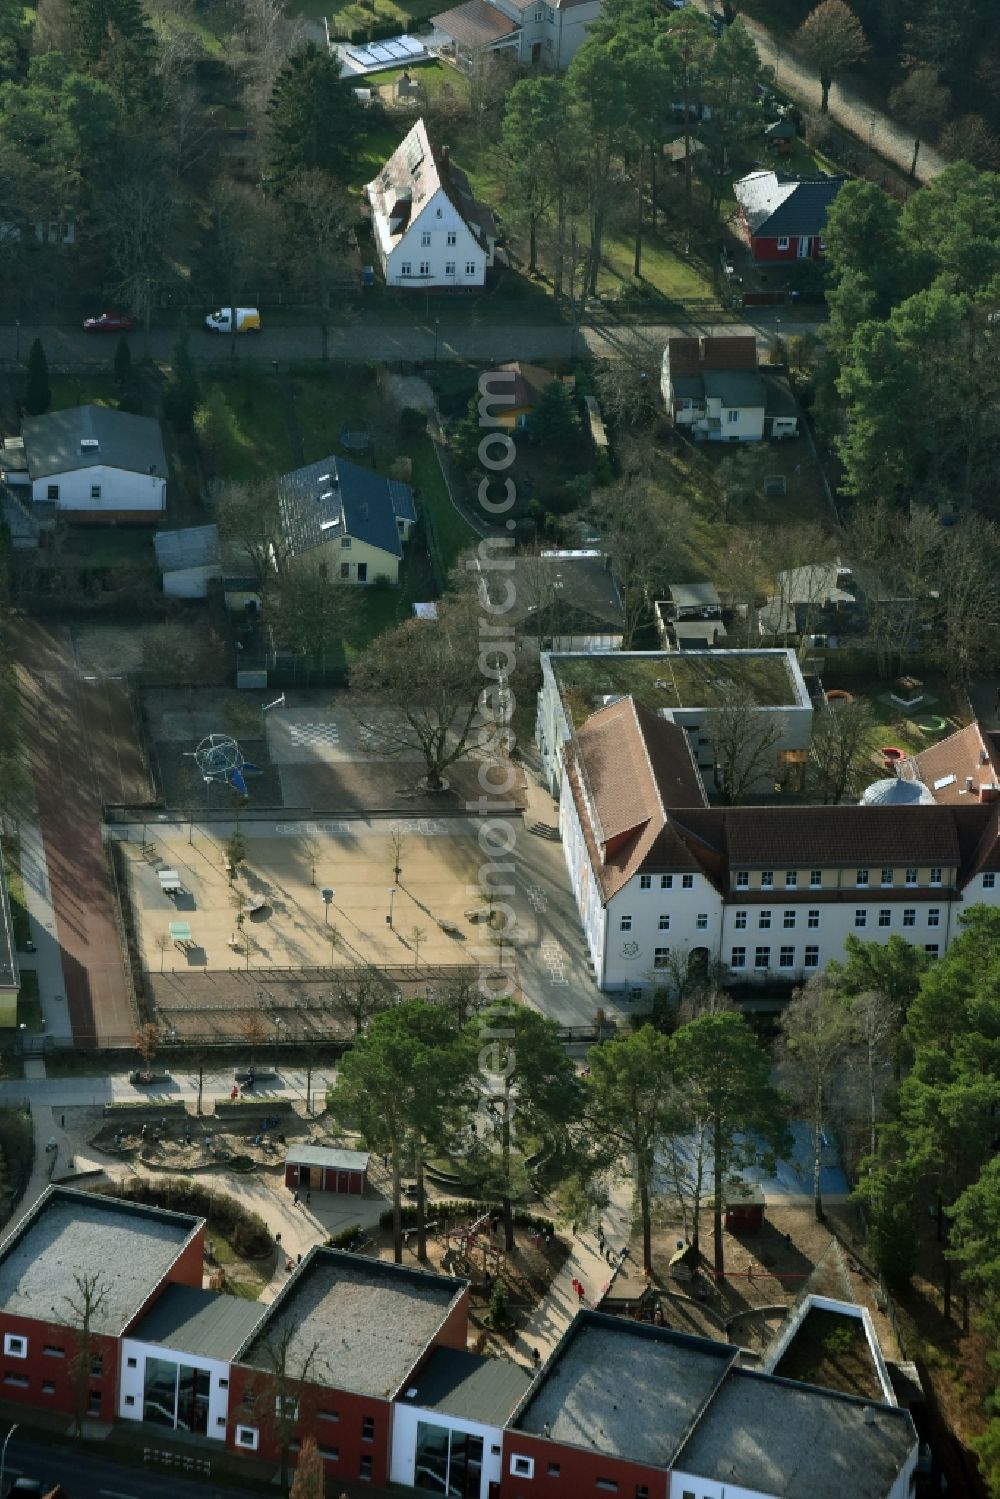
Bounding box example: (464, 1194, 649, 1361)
(540, 941, 568, 984)
(524, 883, 549, 913)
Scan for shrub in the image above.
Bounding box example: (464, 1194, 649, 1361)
(378, 1199, 555, 1235)
(328, 1223, 362, 1248)
(487, 1279, 508, 1328)
(399, 406, 428, 436)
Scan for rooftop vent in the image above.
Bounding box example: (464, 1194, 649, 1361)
(981, 748, 990, 765)
(966, 776, 975, 792)
(80, 438, 99, 450)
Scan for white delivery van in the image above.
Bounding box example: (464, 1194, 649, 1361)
(205, 307, 261, 334)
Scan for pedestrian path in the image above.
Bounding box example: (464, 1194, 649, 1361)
(514, 1175, 635, 1366)
(13, 815, 73, 1043)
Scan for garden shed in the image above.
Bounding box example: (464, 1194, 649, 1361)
(724, 1180, 765, 1233)
(285, 1144, 369, 1195)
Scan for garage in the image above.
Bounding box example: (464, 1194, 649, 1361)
(284, 1144, 370, 1196)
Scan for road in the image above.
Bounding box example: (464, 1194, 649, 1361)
(0, 313, 819, 369)
(0, 1430, 263, 1499)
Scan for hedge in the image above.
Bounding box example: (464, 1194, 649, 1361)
(98, 1177, 272, 1259)
(103, 1099, 187, 1116)
(379, 1199, 556, 1236)
(328, 1223, 362, 1249)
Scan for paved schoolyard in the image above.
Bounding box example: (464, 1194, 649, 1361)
(120, 805, 608, 1029)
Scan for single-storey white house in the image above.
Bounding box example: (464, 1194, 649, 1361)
(431, 0, 601, 70)
(155, 525, 223, 599)
(661, 336, 798, 442)
(17, 404, 167, 520)
(367, 119, 496, 289)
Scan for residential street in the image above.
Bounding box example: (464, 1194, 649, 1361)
(0, 1429, 272, 1497)
(0, 312, 820, 370)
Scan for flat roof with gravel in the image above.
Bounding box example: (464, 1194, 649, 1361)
(237, 1247, 467, 1399)
(675, 1369, 917, 1499)
(510, 1314, 737, 1469)
(0, 1187, 201, 1336)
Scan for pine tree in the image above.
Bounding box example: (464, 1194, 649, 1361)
(23, 338, 50, 416)
(114, 335, 132, 392)
(266, 42, 361, 183)
(163, 329, 200, 432)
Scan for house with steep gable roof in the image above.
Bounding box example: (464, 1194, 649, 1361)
(734, 168, 846, 264)
(661, 335, 798, 442)
(367, 119, 496, 289)
(431, 0, 601, 71)
(276, 454, 417, 586)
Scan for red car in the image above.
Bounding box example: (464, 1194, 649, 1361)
(83, 311, 135, 333)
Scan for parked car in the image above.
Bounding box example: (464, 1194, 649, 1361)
(82, 311, 134, 333)
(128, 1069, 170, 1086)
(204, 306, 261, 334)
(5, 1481, 65, 1497)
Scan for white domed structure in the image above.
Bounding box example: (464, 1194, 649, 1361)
(860, 777, 935, 807)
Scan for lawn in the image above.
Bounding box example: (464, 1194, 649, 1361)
(820, 676, 964, 760)
(61, 527, 156, 567)
(555, 651, 798, 725)
(2, 838, 29, 949)
(304, 0, 443, 34)
(410, 434, 477, 575)
(198, 374, 294, 483)
(598, 226, 717, 304)
(47, 375, 131, 412)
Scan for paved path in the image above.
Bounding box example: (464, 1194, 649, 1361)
(701, 3, 946, 184)
(12, 621, 136, 1047)
(514, 1174, 635, 1365)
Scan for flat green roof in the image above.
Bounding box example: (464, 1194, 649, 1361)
(553, 652, 797, 728)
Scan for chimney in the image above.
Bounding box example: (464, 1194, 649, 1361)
(966, 776, 975, 793)
(981, 748, 990, 765)
(862, 1406, 877, 1426)
(441, 144, 450, 175)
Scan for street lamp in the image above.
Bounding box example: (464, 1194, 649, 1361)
(433, 319, 441, 363)
(387, 887, 397, 927)
(321, 888, 335, 925)
(14, 320, 20, 363)
(0, 1423, 18, 1495)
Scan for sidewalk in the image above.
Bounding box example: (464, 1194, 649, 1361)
(513, 1174, 635, 1366)
(15, 816, 73, 1043)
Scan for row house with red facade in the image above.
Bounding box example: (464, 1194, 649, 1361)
(0, 1190, 918, 1499)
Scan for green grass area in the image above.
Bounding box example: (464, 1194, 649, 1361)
(2, 838, 30, 950)
(292, 369, 372, 465)
(598, 227, 717, 303)
(556, 651, 798, 726)
(47, 375, 127, 412)
(319, 0, 443, 39)
(61, 527, 156, 567)
(410, 434, 477, 574)
(823, 678, 963, 760)
(198, 374, 294, 483)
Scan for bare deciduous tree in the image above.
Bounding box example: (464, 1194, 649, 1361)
(64, 1272, 110, 1437)
(779, 974, 854, 1220)
(808, 698, 877, 804)
(709, 685, 785, 805)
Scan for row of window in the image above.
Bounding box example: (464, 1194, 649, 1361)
(734, 867, 948, 890)
(638, 874, 695, 891)
(398, 261, 478, 277)
(419, 230, 458, 246)
(625, 906, 942, 936)
(730, 943, 939, 970)
(509, 1455, 648, 1496)
(622, 913, 706, 932)
(733, 908, 939, 930)
(46, 484, 105, 501)
(3, 1366, 101, 1407)
(234, 1423, 373, 1479)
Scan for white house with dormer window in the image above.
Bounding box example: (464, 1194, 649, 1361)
(367, 119, 496, 289)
